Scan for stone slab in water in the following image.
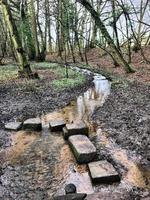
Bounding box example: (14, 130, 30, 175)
(67, 172, 94, 195)
(55, 172, 94, 197)
(5, 122, 22, 131)
(64, 122, 88, 139)
(23, 118, 42, 131)
(49, 120, 66, 132)
(88, 160, 120, 183)
(69, 135, 96, 163)
(53, 193, 87, 200)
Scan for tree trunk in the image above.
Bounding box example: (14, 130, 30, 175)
(0, 0, 34, 78)
(28, 0, 41, 61)
(77, 0, 135, 73)
(20, 0, 35, 60)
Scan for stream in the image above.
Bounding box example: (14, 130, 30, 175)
(0, 67, 149, 199)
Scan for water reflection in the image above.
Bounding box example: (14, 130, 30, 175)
(44, 69, 111, 128)
(62, 75, 111, 128)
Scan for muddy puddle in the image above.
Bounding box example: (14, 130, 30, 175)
(1, 67, 149, 199)
(96, 129, 150, 190)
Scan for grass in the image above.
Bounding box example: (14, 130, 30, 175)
(0, 64, 18, 81)
(52, 75, 86, 90)
(32, 62, 86, 90)
(0, 62, 87, 91)
(31, 62, 78, 78)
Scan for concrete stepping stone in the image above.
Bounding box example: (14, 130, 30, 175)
(69, 135, 96, 163)
(63, 121, 88, 140)
(49, 120, 66, 132)
(55, 172, 94, 197)
(88, 160, 120, 183)
(23, 118, 42, 131)
(5, 122, 22, 131)
(67, 172, 94, 195)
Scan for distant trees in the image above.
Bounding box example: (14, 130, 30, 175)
(77, 0, 135, 73)
(0, 0, 150, 72)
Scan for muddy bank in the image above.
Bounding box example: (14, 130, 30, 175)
(92, 81, 150, 161)
(0, 75, 92, 148)
(0, 72, 93, 199)
(0, 64, 149, 199)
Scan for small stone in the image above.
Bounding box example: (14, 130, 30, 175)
(53, 193, 87, 200)
(49, 120, 66, 132)
(23, 118, 42, 131)
(5, 122, 22, 131)
(63, 127, 68, 138)
(65, 184, 76, 194)
(88, 160, 120, 183)
(69, 135, 96, 163)
(63, 121, 88, 139)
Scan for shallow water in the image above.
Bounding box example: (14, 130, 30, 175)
(44, 72, 111, 132)
(96, 129, 150, 189)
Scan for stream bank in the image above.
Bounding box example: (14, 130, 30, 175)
(0, 63, 149, 199)
(0, 64, 93, 149)
(92, 81, 150, 161)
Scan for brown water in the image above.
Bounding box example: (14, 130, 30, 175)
(44, 73, 111, 132)
(1, 68, 149, 198)
(96, 129, 150, 189)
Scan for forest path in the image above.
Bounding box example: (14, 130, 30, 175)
(0, 67, 149, 200)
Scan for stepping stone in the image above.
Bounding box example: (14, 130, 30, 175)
(63, 121, 88, 140)
(88, 160, 120, 183)
(5, 122, 22, 131)
(53, 193, 87, 200)
(49, 120, 66, 132)
(23, 118, 42, 131)
(69, 135, 96, 163)
(67, 172, 94, 194)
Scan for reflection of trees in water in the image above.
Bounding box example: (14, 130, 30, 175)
(76, 79, 110, 123)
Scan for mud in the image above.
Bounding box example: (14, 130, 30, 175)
(0, 66, 149, 199)
(92, 81, 150, 160)
(0, 72, 92, 149)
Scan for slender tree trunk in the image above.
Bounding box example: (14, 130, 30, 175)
(111, 0, 120, 51)
(47, 0, 52, 52)
(0, 0, 34, 78)
(20, 0, 35, 60)
(77, 0, 135, 73)
(28, 0, 41, 61)
(56, 0, 63, 57)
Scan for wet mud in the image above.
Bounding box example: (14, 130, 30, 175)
(0, 67, 149, 199)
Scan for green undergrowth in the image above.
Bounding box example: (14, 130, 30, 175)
(0, 62, 87, 91)
(31, 62, 79, 79)
(52, 75, 86, 90)
(32, 62, 86, 90)
(0, 64, 18, 81)
(71, 63, 130, 89)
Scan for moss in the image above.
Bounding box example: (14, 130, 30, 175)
(52, 75, 86, 91)
(31, 62, 80, 78)
(0, 64, 18, 81)
(0, 62, 87, 91)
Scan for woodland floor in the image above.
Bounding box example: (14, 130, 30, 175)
(92, 81, 150, 161)
(87, 47, 150, 161)
(0, 63, 92, 149)
(46, 47, 150, 161)
(46, 46, 150, 83)
(0, 48, 150, 199)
